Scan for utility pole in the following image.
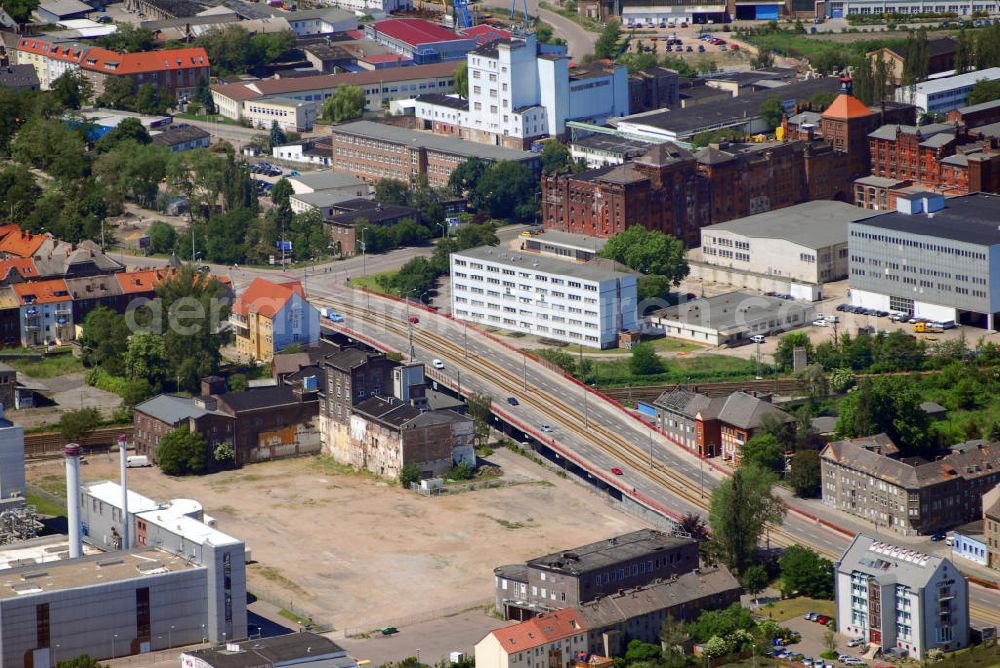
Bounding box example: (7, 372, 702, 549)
(584, 386, 589, 429)
(522, 351, 527, 391)
(464, 321, 468, 359)
(361, 228, 369, 310)
(648, 429, 653, 468)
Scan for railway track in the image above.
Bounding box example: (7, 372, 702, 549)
(318, 297, 1000, 628)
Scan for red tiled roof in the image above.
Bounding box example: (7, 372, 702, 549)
(80, 46, 210, 75)
(363, 53, 410, 64)
(232, 278, 304, 318)
(12, 278, 70, 305)
(0, 231, 50, 258)
(821, 93, 876, 120)
(16, 38, 88, 63)
(0, 258, 37, 282)
(370, 18, 466, 46)
(491, 610, 586, 654)
(460, 24, 511, 45)
(115, 268, 174, 295)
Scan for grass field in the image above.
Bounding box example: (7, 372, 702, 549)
(8, 351, 83, 378)
(26, 489, 65, 518)
(760, 596, 836, 623)
(590, 352, 757, 387)
(350, 272, 397, 295)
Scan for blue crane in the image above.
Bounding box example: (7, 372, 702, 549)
(510, 0, 530, 32)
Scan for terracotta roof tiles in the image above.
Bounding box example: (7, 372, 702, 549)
(12, 278, 71, 305)
(232, 278, 304, 318)
(0, 231, 50, 258)
(821, 93, 876, 120)
(80, 46, 209, 75)
(491, 609, 586, 654)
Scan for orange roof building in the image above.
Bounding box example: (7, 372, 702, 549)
(231, 278, 319, 363)
(0, 230, 52, 259)
(476, 610, 587, 668)
(13, 278, 73, 347)
(0, 258, 37, 285)
(79, 46, 211, 100)
(821, 93, 877, 121)
(115, 268, 174, 295)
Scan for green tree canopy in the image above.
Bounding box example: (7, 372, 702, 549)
(688, 603, 756, 643)
(96, 24, 155, 52)
(50, 70, 93, 110)
(469, 160, 537, 222)
(59, 407, 102, 444)
(598, 226, 689, 285)
(79, 306, 129, 376)
(57, 655, 107, 668)
(399, 463, 420, 487)
(147, 221, 178, 254)
(453, 61, 469, 98)
(967, 79, 1000, 106)
(835, 376, 932, 454)
(760, 95, 784, 129)
(779, 545, 834, 599)
(448, 157, 488, 196)
(709, 464, 785, 574)
(540, 139, 573, 174)
(774, 332, 813, 371)
(788, 449, 822, 498)
(740, 434, 785, 473)
(629, 342, 663, 375)
(125, 332, 168, 392)
(271, 177, 294, 207)
(0, 164, 41, 225)
(594, 20, 624, 60)
(156, 427, 209, 475)
(322, 85, 366, 123)
(95, 117, 151, 153)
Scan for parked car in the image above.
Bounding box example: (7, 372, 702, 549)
(611, 467, 624, 475)
(323, 309, 344, 322)
(540, 423, 553, 432)
(751, 334, 766, 344)
(843, 658, 867, 666)
(506, 396, 519, 406)
(836, 304, 850, 311)
(847, 638, 864, 647)
(816, 615, 831, 625)
(804, 612, 818, 621)
(838, 655, 852, 663)
(931, 533, 947, 542)
(432, 359, 445, 369)
(812, 319, 828, 327)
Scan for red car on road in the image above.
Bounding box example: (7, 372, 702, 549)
(611, 467, 624, 475)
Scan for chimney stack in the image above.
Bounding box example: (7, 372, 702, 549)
(64, 444, 82, 559)
(119, 434, 129, 550)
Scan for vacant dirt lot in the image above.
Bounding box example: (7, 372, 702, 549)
(26, 448, 644, 631)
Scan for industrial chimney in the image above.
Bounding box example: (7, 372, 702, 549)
(64, 444, 82, 559)
(119, 434, 129, 550)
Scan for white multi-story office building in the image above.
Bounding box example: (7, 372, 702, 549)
(848, 192, 1000, 328)
(827, 0, 998, 18)
(837, 534, 969, 660)
(894, 68, 1000, 114)
(450, 246, 637, 348)
(415, 32, 628, 148)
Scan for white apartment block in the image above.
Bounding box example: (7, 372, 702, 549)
(416, 33, 629, 148)
(244, 97, 318, 132)
(894, 67, 1000, 114)
(837, 534, 969, 660)
(450, 245, 637, 349)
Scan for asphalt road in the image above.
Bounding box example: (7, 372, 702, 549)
(479, 0, 598, 58)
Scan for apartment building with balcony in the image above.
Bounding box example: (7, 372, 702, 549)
(449, 245, 637, 349)
(836, 534, 968, 659)
(231, 278, 320, 363)
(12, 279, 73, 347)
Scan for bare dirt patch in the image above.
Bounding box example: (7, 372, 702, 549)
(25, 448, 645, 631)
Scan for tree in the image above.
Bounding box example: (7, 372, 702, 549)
(269, 120, 286, 149)
(57, 656, 107, 668)
(955, 30, 974, 74)
(741, 434, 785, 473)
(823, 627, 838, 656)
(147, 221, 178, 254)
(629, 342, 663, 375)
(11, 117, 90, 183)
(637, 274, 672, 301)
(50, 70, 93, 110)
(540, 139, 573, 174)
(598, 226, 689, 285)
(797, 363, 828, 404)
(59, 407, 102, 443)
(156, 427, 209, 475)
(124, 332, 168, 392)
(774, 332, 813, 371)
(466, 393, 493, 447)
(836, 376, 932, 454)
(391, 218, 431, 246)
(760, 95, 784, 130)
(901, 30, 930, 88)
(967, 79, 1000, 106)
(322, 85, 366, 123)
(97, 24, 155, 52)
(788, 449, 822, 498)
(679, 511, 710, 540)
(708, 465, 785, 574)
(809, 90, 837, 112)
(594, 20, 624, 60)
(535, 348, 577, 375)
(448, 157, 488, 196)
(750, 46, 775, 70)
(93, 141, 170, 208)
(271, 177, 294, 207)
(399, 463, 420, 487)
(470, 160, 537, 222)
(374, 178, 411, 205)
(779, 545, 834, 599)
(95, 117, 151, 153)
(688, 603, 756, 643)
(96, 76, 138, 111)
(79, 306, 129, 376)
(0, 164, 41, 225)
(453, 61, 469, 98)
(2, 0, 39, 23)
(624, 639, 661, 664)
(742, 564, 768, 605)
(150, 265, 231, 392)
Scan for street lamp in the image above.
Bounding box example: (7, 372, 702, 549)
(420, 290, 429, 305)
(435, 221, 448, 239)
(170, 625, 175, 649)
(405, 288, 418, 318)
(360, 227, 370, 310)
(112, 633, 118, 659)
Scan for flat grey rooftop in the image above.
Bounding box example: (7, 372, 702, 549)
(526, 528, 692, 575)
(653, 291, 813, 332)
(333, 120, 536, 162)
(701, 200, 872, 250)
(525, 229, 609, 253)
(853, 193, 1000, 246)
(454, 245, 634, 282)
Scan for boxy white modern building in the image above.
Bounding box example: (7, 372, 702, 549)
(894, 68, 1000, 114)
(837, 534, 969, 660)
(847, 192, 1000, 328)
(451, 246, 637, 348)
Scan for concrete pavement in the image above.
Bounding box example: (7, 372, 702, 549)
(480, 0, 598, 58)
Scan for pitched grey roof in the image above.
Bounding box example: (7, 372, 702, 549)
(183, 631, 346, 668)
(135, 394, 207, 424)
(333, 120, 537, 163)
(574, 566, 740, 629)
(714, 391, 793, 430)
(290, 170, 367, 192)
(151, 124, 210, 147)
(653, 387, 713, 418)
(837, 534, 945, 589)
(527, 529, 694, 575)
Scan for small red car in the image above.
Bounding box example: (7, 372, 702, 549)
(611, 467, 624, 475)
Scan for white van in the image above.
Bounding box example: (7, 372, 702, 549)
(126, 455, 151, 468)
